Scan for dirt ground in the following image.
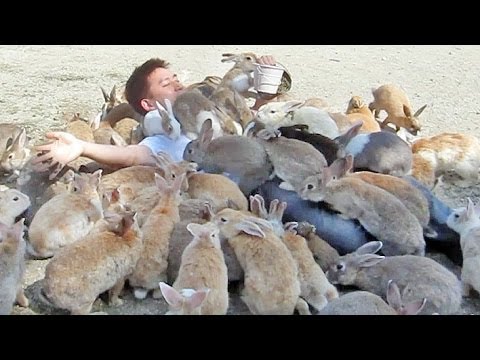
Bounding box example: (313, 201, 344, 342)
(1, 45, 480, 315)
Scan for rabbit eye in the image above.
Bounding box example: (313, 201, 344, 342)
(307, 184, 314, 190)
(454, 214, 460, 219)
(270, 110, 275, 114)
(171, 173, 176, 179)
(336, 263, 345, 271)
(8, 154, 13, 159)
(187, 149, 193, 154)
(13, 196, 19, 201)
(220, 217, 227, 223)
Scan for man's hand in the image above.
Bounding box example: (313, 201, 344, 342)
(31, 132, 84, 174)
(257, 55, 276, 66)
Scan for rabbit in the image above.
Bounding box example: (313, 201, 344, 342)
(282, 222, 339, 313)
(219, 52, 259, 97)
(65, 113, 95, 142)
(446, 198, 480, 297)
(128, 173, 184, 300)
(0, 188, 31, 226)
(41, 210, 143, 315)
(254, 176, 373, 255)
(338, 130, 413, 176)
(27, 170, 103, 259)
(0, 123, 23, 160)
(183, 119, 273, 196)
(318, 280, 426, 315)
(296, 222, 340, 273)
(186, 75, 222, 99)
(113, 117, 143, 145)
(298, 155, 426, 257)
(101, 103, 143, 130)
(255, 101, 340, 139)
(345, 95, 381, 133)
(0, 128, 31, 178)
(98, 85, 125, 123)
(167, 200, 214, 283)
(253, 127, 328, 192)
(212, 208, 303, 315)
(350, 171, 431, 234)
(326, 241, 462, 315)
(0, 219, 28, 315)
(411, 132, 480, 188)
(142, 100, 182, 139)
(160, 221, 229, 315)
(369, 84, 427, 135)
(328, 112, 358, 134)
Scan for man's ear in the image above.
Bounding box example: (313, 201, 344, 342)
(141, 98, 156, 113)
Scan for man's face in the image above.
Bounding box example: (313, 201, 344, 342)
(142, 67, 185, 112)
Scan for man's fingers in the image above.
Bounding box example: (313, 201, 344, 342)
(49, 163, 64, 180)
(34, 143, 54, 152)
(45, 132, 63, 140)
(31, 152, 53, 165)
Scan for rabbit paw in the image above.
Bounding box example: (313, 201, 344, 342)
(133, 288, 149, 300)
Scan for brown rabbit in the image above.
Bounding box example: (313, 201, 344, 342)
(41, 210, 143, 315)
(0, 188, 31, 226)
(296, 222, 340, 273)
(345, 96, 381, 133)
(212, 208, 301, 315)
(128, 173, 184, 299)
(160, 222, 229, 315)
(0, 123, 23, 160)
(299, 156, 425, 257)
(27, 170, 103, 259)
(369, 84, 427, 135)
(0, 219, 28, 315)
(65, 113, 95, 142)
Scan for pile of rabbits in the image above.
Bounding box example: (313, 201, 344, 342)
(2, 51, 480, 316)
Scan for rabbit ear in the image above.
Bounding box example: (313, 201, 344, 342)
(386, 280, 403, 310)
(154, 173, 169, 192)
(202, 202, 215, 221)
(466, 198, 476, 219)
(199, 119, 214, 151)
(402, 298, 427, 315)
(109, 85, 117, 102)
(235, 219, 266, 238)
(281, 101, 304, 113)
(284, 222, 298, 233)
(186, 222, 208, 238)
(221, 53, 236, 63)
(159, 282, 183, 309)
(413, 105, 427, 118)
(403, 105, 413, 118)
(335, 120, 363, 147)
(9, 128, 27, 152)
(355, 241, 383, 255)
(355, 254, 385, 269)
(186, 289, 210, 312)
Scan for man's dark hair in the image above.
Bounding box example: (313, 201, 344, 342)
(125, 58, 170, 115)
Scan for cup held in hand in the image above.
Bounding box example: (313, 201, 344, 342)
(254, 64, 285, 94)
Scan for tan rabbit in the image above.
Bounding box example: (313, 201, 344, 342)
(446, 198, 480, 297)
(65, 113, 95, 142)
(160, 221, 229, 315)
(0, 188, 31, 226)
(411, 132, 480, 188)
(299, 156, 425, 257)
(254, 128, 328, 192)
(296, 222, 340, 273)
(282, 223, 339, 313)
(326, 241, 462, 315)
(27, 170, 103, 259)
(350, 171, 431, 233)
(318, 280, 426, 315)
(212, 208, 301, 315)
(183, 119, 273, 195)
(167, 200, 214, 283)
(0, 123, 23, 160)
(128, 173, 184, 300)
(0, 128, 31, 177)
(219, 52, 259, 98)
(369, 84, 427, 135)
(0, 219, 28, 315)
(345, 96, 381, 133)
(99, 85, 125, 122)
(41, 210, 143, 315)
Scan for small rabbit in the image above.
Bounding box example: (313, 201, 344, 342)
(66, 113, 95, 143)
(42, 210, 143, 315)
(167, 200, 213, 283)
(0, 123, 23, 160)
(299, 156, 425, 256)
(254, 127, 328, 192)
(142, 100, 181, 139)
(99, 85, 125, 122)
(254, 177, 372, 255)
(160, 221, 229, 315)
(369, 84, 427, 135)
(282, 222, 339, 313)
(0, 188, 31, 226)
(255, 101, 340, 139)
(446, 198, 480, 297)
(339, 130, 413, 176)
(219, 52, 259, 97)
(345, 95, 381, 133)
(296, 222, 340, 272)
(318, 280, 426, 315)
(27, 170, 103, 259)
(350, 171, 431, 234)
(212, 208, 302, 315)
(411, 132, 480, 188)
(0, 219, 28, 315)
(128, 173, 184, 299)
(326, 241, 462, 315)
(0, 128, 31, 177)
(183, 119, 273, 195)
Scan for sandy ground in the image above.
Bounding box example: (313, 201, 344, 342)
(1, 45, 480, 315)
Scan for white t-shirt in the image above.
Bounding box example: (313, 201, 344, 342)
(139, 134, 192, 162)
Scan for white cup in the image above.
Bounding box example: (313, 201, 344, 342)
(253, 64, 285, 94)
